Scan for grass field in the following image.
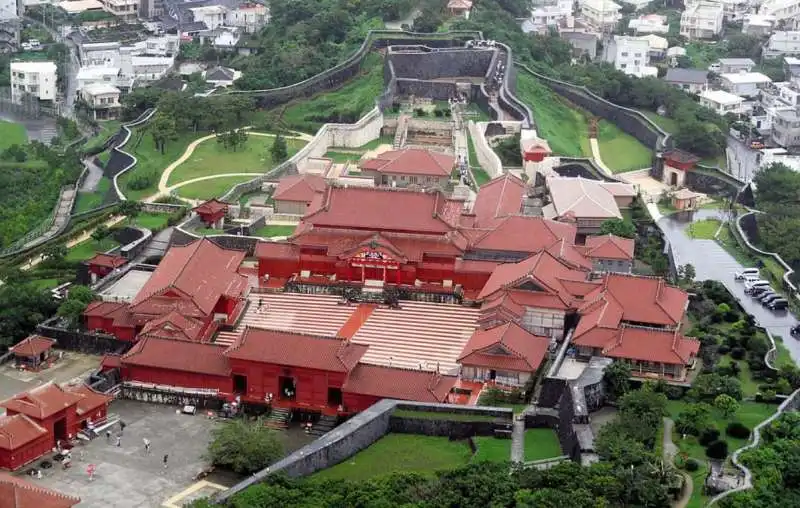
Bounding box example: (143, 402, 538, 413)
(687, 219, 722, 239)
(313, 434, 473, 481)
(596, 121, 653, 173)
(175, 175, 255, 200)
(392, 409, 501, 422)
(83, 120, 122, 153)
(74, 177, 112, 214)
(28, 278, 59, 290)
(640, 110, 679, 134)
(523, 428, 563, 461)
(133, 212, 171, 230)
(252, 224, 296, 237)
(66, 238, 118, 262)
(516, 71, 591, 158)
(323, 151, 362, 164)
(328, 135, 393, 152)
(166, 135, 307, 186)
(472, 437, 511, 463)
(280, 52, 385, 133)
(0, 120, 28, 151)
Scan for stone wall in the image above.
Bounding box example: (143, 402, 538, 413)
(389, 416, 503, 438)
(554, 158, 618, 182)
(396, 79, 458, 100)
(140, 202, 185, 214)
(685, 168, 743, 199)
(468, 120, 503, 177)
(388, 47, 494, 80)
(36, 324, 132, 356)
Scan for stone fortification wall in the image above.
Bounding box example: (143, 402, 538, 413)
(387, 47, 494, 80)
(396, 79, 458, 100)
(468, 120, 503, 177)
(110, 109, 158, 201)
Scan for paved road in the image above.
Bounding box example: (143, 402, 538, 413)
(658, 209, 800, 364)
(81, 158, 105, 192)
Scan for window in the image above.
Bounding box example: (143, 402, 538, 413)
(621, 52, 628, 57)
(620, 63, 627, 68)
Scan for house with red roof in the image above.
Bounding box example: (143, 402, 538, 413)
(272, 174, 327, 215)
(0, 414, 51, 470)
(9, 335, 55, 370)
(579, 234, 635, 273)
(0, 473, 80, 506)
(85, 253, 127, 281)
(359, 148, 454, 189)
(342, 364, 457, 411)
(192, 199, 229, 228)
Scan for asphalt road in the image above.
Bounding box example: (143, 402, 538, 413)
(658, 209, 800, 364)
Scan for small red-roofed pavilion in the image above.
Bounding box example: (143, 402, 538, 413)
(521, 137, 551, 163)
(86, 253, 127, 281)
(193, 199, 229, 228)
(9, 335, 56, 370)
(661, 149, 700, 187)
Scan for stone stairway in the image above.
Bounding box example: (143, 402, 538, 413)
(393, 114, 409, 149)
(309, 414, 339, 437)
(264, 407, 291, 430)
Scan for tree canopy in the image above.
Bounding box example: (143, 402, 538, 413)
(206, 419, 284, 475)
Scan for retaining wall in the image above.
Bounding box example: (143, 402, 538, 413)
(734, 210, 799, 298)
(36, 325, 132, 356)
(388, 47, 494, 80)
(140, 202, 185, 214)
(110, 108, 158, 200)
(468, 120, 503, 177)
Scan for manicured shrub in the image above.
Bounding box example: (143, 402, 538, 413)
(726, 422, 751, 439)
(699, 428, 720, 446)
(705, 440, 729, 460)
(717, 344, 731, 355)
(731, 347, 746, 360)
(684, 458, 700, 472)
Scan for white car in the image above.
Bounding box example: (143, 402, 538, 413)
(745, 279, 770, 291)
(735, 268, 760, 280)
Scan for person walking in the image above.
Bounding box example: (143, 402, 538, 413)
(106, 430, 111, 443)
(115, 435, 121, 447)
(143, 438, 150, 454)
(163, 454, 169, 469)
(119, 421, 126, 434)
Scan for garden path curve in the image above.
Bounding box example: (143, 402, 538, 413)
(663, 417, 692, 508)
(589, 138, 613, 177)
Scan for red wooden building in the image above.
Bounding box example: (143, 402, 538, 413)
(0, 473, 80, 506)
(193, 199, 229, 228)
(0, 414, 50, 470)
(86, 253, 127, 280)
(9, 335, 56, 370)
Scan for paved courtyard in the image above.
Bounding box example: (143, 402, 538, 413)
(30, 400, 223, 508)
(0, 351, 100, 401)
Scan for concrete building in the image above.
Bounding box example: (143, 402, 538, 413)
(578, 0, 621, 30)
(759, 0, 800, 25)
(98, 0, 138, 22)
(80, 82, 121, 120)
(713, 58, 756, 74)
(663, 68, 709, 94)
(718, 0, 750, 21)
(203, 65, 242, 87)
(699, 89, 745, 115)
(771, 108, 800, 148)
(743, 14, 776, 36)
(0, 0, 20, 52)
(720, 71, 772, 98)
(667, 46, 687, 66)
(77, 66, 120, 90)
(561, 31, 599, 60)
(225, 2, 269, 33)
(10, 61, 57, 104)
(680, 0, 724, 39)
(190, 5, 227, 31)
(79, 41, 121, 67)
(604, 35, 655, 78)
(530, 0, 573, 32)
(765, 31, 800, 58)
(640, 34, 668, 59)
(628, 13, 669, 34)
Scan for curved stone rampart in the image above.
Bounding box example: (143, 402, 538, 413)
(110, 108, 158, 201)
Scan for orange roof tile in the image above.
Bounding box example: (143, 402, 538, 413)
(470, 173, 525, 227)
(342, 364, 456, 403)
(0, 473, 81, 507)
(0, 383, 83, 420)
(64, 384, 112, 417)
(272, 174, 327, 203)
(224, 328, 367, 373)
(86, 253, 127, 269)
(583, 234, 635, 261)
(10, 336, 55, 357)
(192, 199, 228, 215)
(458, 322, 550, 372)
(254, 241, 300, 260)
(469, 216, 576, 253)
(138, 311, 205, 341)
(359, 148, 454, 177)
(0, 414, 47, 451)
(602, 326, 700, 366)
(122, 336, 230, 377)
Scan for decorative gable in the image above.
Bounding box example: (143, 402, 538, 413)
(486, 345, 511, 356)
(516, 279, 546, 292)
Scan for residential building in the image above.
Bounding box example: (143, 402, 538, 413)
(0, 0, 20, 53)
(543, 176, 637, 234)
(624, 0, 655, 10)
(359, 148, 455, 189)
(190, 5, 227, 31)
(76, 66, 120, 90)
(785, 56, 800, 77)
(718, 0, 750, 20)
(714, 58, 755, 74)
(272, 174, 327, 215)
(10, 61, 57, 104)
(578, 0, 622, 30)
(640, 34, 668, 60)
(743, 14, 776, 36)
(98, 0, 138, 22)
(80, 82, 121, 120)
(196, 27, 240, 51)
(664, 68, 709, 94)
(771, 108, 800, 148)
(604, 36, 655, 78)
(204, 65, 242, 87)
(561, 31, 599, 60)
(765, 30, 800, 58)
(580, 234, 635, 273)
(760, 0, 800, 25)
(530, 0, 573, 32)
(667, 46, 687, 67)
(720, 71, 772, 98)
(680, 0, 724, 39)
(225, 2, 269, 33)
(628, 14, 669, 34)
(56, 0, 104, 15)
(699, 89, 746, 115)
(447, 0, 473, 18)
(79, 41, 121, 67)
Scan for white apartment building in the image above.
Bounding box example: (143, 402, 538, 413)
(579, 0, 621, 30)
(680, 0, 724, 39)
(713, 58, 755, 73)
(0, 0, 18, 20)
(720, 71, 772, 97)
(628, 14, 669, 34)
(760, 0, 800, 24)
(77, 66, 120, 90)
(190, 5, 227, 31)
(98, 0, 137, 22)
(79, 41, 121, 67)
(10, 61, 57, 103)
(699, 89, 745, 115)
(623, 0, 653, 9)
(80, 82, 121, 120)
(743, 14, 776, 36)
(0, 0, 19, 52)
(718, 0, 750, 21)
(765, 31, 800, 58)
(225, 2, 269, 33)
(604, 35, 656, 77)
(530, 0, 573, 32)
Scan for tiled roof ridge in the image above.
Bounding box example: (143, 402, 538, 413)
(586, 234, 629, 257)
(0, 413, 47, 440)
(226, 326, 341, 353)
(491, 173, 524, 219)
(0, 472, 81, 503)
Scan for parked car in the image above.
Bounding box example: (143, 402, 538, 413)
(769, 299, 789, 310)
(761, 294, 782, 305)
(749, 286, 772, 297)
(758, 291, 778, 302)
(735, 268, 760, 280)
(745, 279, 770, 291)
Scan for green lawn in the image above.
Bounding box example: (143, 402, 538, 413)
(83, 120, 121, 152)
(323, 151, 362, 164)
(133, 212, 171, 230)
(313, 434, 473, 481)
(252, 224, 296, 237)
(472, 437, 511, 463)
(66, 238, 118, 262)
(73, 177, 111, 214)
(717, 355, 760, 397)
(0, 120, 28, 151)
(175, 175, 255, 200)
(687, 219, 722, 239)
(281, 52, 385, 133)
(472, 167, 491, 186)
(596, 120, 653, 173)
(27, 278, 59, 290)
(392, 409, 501, 422)
(166, 135, 306, 186)
(774, 338, 795, 369)
(686, 42, 724, 70)
(328, 135, 393, 152)
(639, 110, 679, 134)
(523, 428, 563, 461)
(516, 71, 591, 158)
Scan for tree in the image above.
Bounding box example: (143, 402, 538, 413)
(57, 285, 97, 329)
(149, 113, 178, 154)
(270, 134, 288, 163)
(91, 225, 110, 244)
(0, 283, 59, 347)
(118, 200, 141, 221)
(603, 361, 631, 398)
(679, 263, 696, 284)
(217, 128, 249, 152)
(714, 394, 740, 419)
(675, 403, 712, 436)
(599, 218, 636, 238)
(43, 243, 67, 263)
(705, 439, 729, 460)
(206, 419, 284, 475)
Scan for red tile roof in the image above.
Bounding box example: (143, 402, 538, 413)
(583, 234, 635, 261)
(469, 216, 576, 253)
(0, 414, 47, 451)
(122, 336, 230, 377)
(65, 384, 112, 417)
(138, 311, 204, 341)
(471, 173, 525, 228)
(342, 364, 456, 403)
(0, 383, 83, 420)
(130, 296, 205, 319)
(254, 241, 300, 260)
(273, 174, 327, 203)
(303, 186, 464, 235)
(588, 273, 688, 326)
(545, 238, 593, 270)
(131, 239, 247, 316)
(0, 473, 81, 507)
(87, 253, 127, 269)
(193, 198, 229, 215)
(225, 328, 367, 372)
(602, 326, 700, 366)
(359, 148, 454, 177)
(459, 322, 550, 372)
(10, 336, 55, 357)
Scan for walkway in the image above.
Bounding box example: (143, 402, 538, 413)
(663, 417, 693, 508)
(21, 187, 76, 250)
(589, 138, 613, 177)
(511, 417, 525, 463)
(21, 215, 125, 271)
(80, 158, 105, 192)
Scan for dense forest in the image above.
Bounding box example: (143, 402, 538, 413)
(751, 163, 800, 281)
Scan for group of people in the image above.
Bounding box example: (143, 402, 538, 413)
(105, 422, 169, 469)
